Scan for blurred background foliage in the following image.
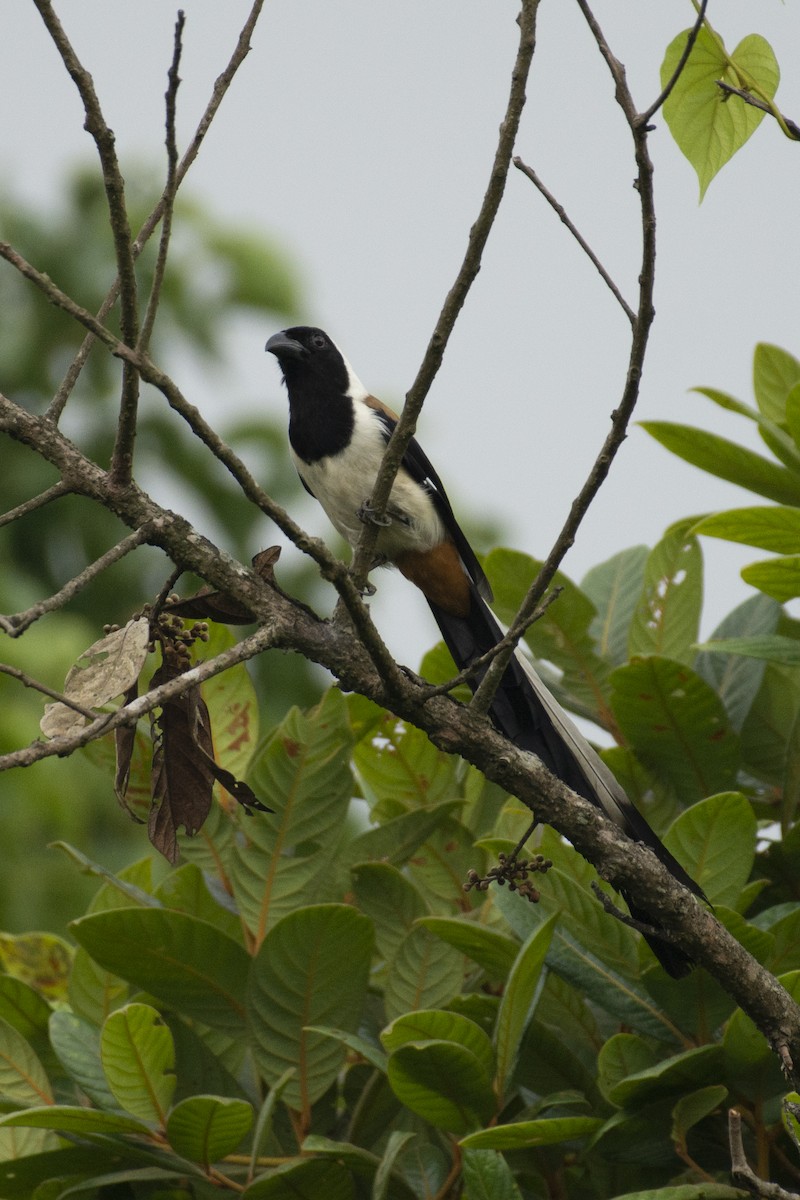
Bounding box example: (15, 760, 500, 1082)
(0, 166, 326, 932)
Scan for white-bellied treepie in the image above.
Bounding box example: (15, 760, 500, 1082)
(266, 325, 704, 977)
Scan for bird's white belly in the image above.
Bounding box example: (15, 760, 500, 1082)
(293, 407, 445, 558)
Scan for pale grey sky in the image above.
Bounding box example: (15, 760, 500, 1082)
(2, 1, 799, 666)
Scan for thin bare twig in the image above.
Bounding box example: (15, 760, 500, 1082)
(715, 80, 800, 140)
(32, 0, 141, 485)
(139, 10, 185, 354)
(472, 0, 656, 717)
(0, 664, 98, 722)
(0, 526, 154, 637)
(44, 0, 266, 423)
(639, 0, 709, 124)
(513, 157, 635, 324)
(729, 1109, 800, 1200)
(347, 0, 541, 595)
(0, 481, 72, 529)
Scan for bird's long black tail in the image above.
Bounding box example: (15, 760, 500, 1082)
(428, 584, 705, 979)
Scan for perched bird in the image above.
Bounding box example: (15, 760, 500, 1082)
(266, 325, 704, 977)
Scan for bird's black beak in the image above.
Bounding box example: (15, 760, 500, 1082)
(265, 331, 307, 360)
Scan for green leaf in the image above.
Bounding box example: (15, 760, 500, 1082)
(723, 971, 800, 1103)
(611, 658, 739, 800)
(70, 908, 250, 1033)
(695, 634, 800, 666)
(305, 1026, 387, 1073)
(460, 1116, 603, 1150)
(695, 505, 800, 554)
(242, 1157, 355, 1199)
(248, 903, 373, 1109)
(494, 915, 556, 1098)
(611, 1186, 743, 1200)
(671, 1085, 728, 1146)
(694, 594, 780, 731)
(0, 1146, 133, 1197)
(640, 421, 800, 507)
(373, 1130, 418, 1200)
(461, 1148, 523, 1200)
(0, 1013, 52, 1104)
(345, 799, 464, 871)
(582, 546, 650, 666)
(353, 710, 459, 817)
(605, 1044, 724, 1108)
(49, 1011, 120, 1112)
(598, 1034, 657, 1104)
(754, 343, 800, 426)
(200, 621, 260, 782)
(0, 975, 52, 1043)
(496, 889, 679, 1042)
(486, 548, 611, 719)
(154, 861, 243, 941)
(662, 28, 779, 200)
(383, 925, 465, 1023)
(741, 663, 800, 787)
(350, 862, 427, 964)
(741, 556, 800, 603)
(386, 1039, 495, 1133)
(166, 1095, 253, 1165)
(628, 525, 703, 665)
(0, 1104, 151, 1137)
(418, 917, 518, 981)
(233, 689, 355, 940)
(100, 1003, 176, 1125)
(664, 793, 755, 906)
(382, 1010, 494, 1079)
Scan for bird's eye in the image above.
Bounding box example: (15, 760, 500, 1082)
(311, 333, 326, 349)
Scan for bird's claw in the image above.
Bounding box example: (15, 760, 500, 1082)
(357, 502, 392, 527)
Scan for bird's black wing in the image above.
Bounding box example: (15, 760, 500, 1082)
(370, 405, 493, 603)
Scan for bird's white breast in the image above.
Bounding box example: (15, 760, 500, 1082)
(293, 401, 446, 558)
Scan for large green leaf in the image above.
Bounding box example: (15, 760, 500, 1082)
(0, 1015, 54, 1161)
(243, 1157, 355, 1199)
(247, 904, 373, 1109)
(741, 664, 800, 787)
(485, 548, 611, 720)
(695, 634, 800, 667)
(494, 914, 556, 1097)
(496, 889, 680, 1042)
(49, 1011, 120, 1112)
(741, 555, 800, 603)
(662, 27, 779, 199)
(387, 1039, 495, 1133)
(351, 862, 428, 965)
(640, 421, 800, 507)
(628, 526, 703, 665)
(460, 1148, 524, 1200)
(461, 1116, 603, 1150)
(754, 343, 800, 427)
(694, 383, 800, 470)
(233, 689, 355, 940)
(382, 1010, 494, 1078)
(200, 622, 260, 782)
(166, 1095, 253, 1165)
(383, 925, 465, 1023)
(70, 908, 250, 1033)
(611, 658, 739, 801)
(100, 1003, 175, 1125)
(582, 546, 650, 666)
(604, 1044, 724, 1108)
(353, 710, 459, 818)
(694, 594, 780, 730)
(419, 916, 519, 982)
(663, 793, 755, 907)
(344, 799, 464, 870)
(694, 505, 800, 554)
(0, 1105, 151, 1137)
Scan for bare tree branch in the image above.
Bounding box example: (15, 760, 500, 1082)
(347, 0, 541, 594)
(44, 0, 267, 423)
(138, 10, 185, 354)
(0, 481, 72, 529)
(729, 1109, 800, 1200)
(32, 0, 141, 485)
(639, 0, 709, 125)
(716, 80, 800, 140)
(472, 0, 658, 718)
(513, 156, 635, 324)
(0, 663, 98, 721)
(0, 526, 155, 637)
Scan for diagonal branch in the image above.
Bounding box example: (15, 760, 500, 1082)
(513, 157, 635, 324)
(32, 0, 141, 485)
(639, 0, 709, 125)
(45, 0, 266, 423)
(347, 0, 541, 594)
(472, 0, 657, 717)
(0, 481, 72, 529)
(138, 10, 185, 354)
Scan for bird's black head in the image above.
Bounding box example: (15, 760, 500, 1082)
(265, 326, 350, 397)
